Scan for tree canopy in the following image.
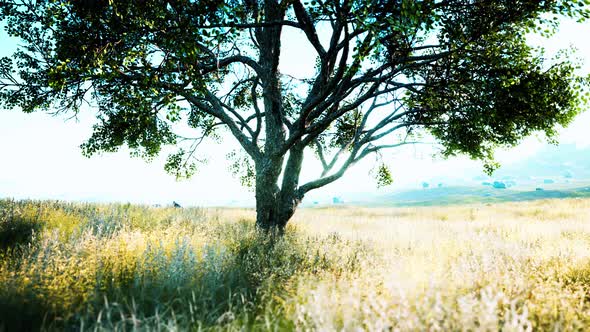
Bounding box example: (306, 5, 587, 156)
(1, 0, 589, 229)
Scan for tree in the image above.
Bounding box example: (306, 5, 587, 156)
(0, 0, 588, 231)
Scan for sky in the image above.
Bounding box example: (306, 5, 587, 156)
(0, 17, 589, 206)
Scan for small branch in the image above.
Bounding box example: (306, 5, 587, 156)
(314, 139, 329, 170)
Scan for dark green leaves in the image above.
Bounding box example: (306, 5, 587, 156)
(0, 0, 243, 162)
(81, 108, 176, 159)
(407, 30, 583, 165)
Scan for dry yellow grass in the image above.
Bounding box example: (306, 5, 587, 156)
(288, 199, 590, 330)
(2, 198, 590, 330)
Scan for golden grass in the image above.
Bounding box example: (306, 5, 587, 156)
(2, 198, 590, 330)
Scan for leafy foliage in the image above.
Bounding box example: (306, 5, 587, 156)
(407, 27, 586, 170)
(374, 163, 394, 188)
(331, 108, 363, 149)
(227, 150, 256, 188)
(164, 149, 197, 179)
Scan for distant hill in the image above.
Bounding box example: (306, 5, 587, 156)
(306, 143, 590, 208)
(350, 185, 590, 207)
(493, 143, 590, 180)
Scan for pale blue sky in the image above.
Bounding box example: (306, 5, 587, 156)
(0, 18, 589, 206)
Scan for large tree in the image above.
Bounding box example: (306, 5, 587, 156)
(0, 0, 588, 231)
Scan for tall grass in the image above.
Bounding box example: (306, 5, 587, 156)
(1, 198, 590, 330)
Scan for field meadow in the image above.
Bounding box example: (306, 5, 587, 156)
(2, 198, 590, 331)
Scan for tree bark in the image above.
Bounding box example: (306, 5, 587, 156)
(255, 187, 300, 233)
(254, 160, 282, 231)
(254, 146, 304, 233)
(253, 0, 292, 233)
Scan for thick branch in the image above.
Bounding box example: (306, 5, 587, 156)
(179, 90, 261, 159)
(292, 0, 327, 57)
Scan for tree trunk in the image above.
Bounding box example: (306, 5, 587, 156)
(254, 0, 287, 233)
(254, 149, 304, 233)
(255, 185, 282, 232)
(254, 159, 282, 231)
(255, 189, 299, 233)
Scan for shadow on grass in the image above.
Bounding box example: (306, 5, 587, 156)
(0, 215, 42, 252)
(86, 229, 339, 330)
(0, 219, 365, 330)
(0, 288, 53, 332)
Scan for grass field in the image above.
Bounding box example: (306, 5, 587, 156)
(2, 198, 590, 330)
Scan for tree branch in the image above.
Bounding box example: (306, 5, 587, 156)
(292, 0, 327, 57)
